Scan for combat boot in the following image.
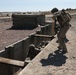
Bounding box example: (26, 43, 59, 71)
(62, 49, 68, 54)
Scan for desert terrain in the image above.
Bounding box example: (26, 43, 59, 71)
(0, 10, 76, 75)
(17, 12, 76, 75)
(18, 13, 76, 75)
(0, 19, 40, 51)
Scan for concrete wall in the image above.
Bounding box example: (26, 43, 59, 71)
(12, 14, 45, 29)
(0, 22, 55, 75)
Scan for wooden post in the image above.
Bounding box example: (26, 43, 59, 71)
(0, 57, 25, 67)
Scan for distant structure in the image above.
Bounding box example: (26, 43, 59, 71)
(12, 13, 45, 29)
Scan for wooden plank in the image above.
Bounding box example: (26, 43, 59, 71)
(0, 57, 25, 67)
(34, 34, 52, 38)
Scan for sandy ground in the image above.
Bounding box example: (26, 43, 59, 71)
(0, 14, 76, 75)
(18, 14, 76, 75)
(0, 21, 39, 51)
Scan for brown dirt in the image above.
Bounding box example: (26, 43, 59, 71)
(0, 21, 39, 51)
(17, 14, 76, 75)
(0, 13, 76, 75)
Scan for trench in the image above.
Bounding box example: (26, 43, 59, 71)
(0, 22, 55, 75)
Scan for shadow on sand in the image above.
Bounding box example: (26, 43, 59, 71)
(40, 49, 67, 66)
(6, 26, 37, 30)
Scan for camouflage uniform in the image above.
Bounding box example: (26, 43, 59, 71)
(57, 22, 70, 51)
(53, 10, 71, 53)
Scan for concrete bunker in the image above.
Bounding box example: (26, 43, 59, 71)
(12, 14, 45, 29)
(0, 14, 55, 75)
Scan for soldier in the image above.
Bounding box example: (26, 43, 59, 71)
(51, 8, 71, 54)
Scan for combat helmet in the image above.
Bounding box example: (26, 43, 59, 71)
(51, 8, 58, 14)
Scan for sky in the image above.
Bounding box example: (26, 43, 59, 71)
(0, 0, 76, 12)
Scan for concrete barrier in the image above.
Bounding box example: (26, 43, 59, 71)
(0, 21, 55, 75)
(12, 14, 45, 29)
(0, 37, 30, 75)
(9, 37, 29, 61)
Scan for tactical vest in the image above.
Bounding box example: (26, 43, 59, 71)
(57, 11, 71, 26)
